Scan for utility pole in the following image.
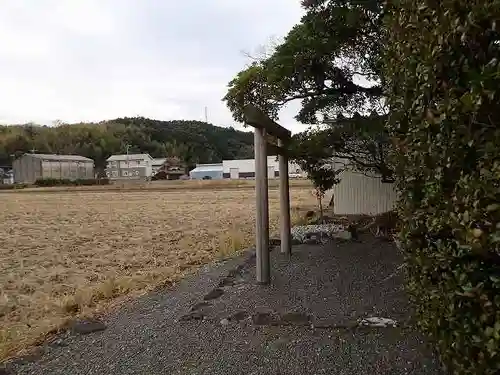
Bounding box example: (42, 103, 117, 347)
(125, 143, 131, 182)
(204, 106, 208, 123)
(10, 154, 16, 183)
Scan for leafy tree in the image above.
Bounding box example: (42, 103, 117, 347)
(223, 0, 392, 179)
(384, 0, 500, 373)
(290, 131, 342, 218)
(291, 112, 393, 181)
(306, 165, 341, 221)
(224, 0, 383, 123)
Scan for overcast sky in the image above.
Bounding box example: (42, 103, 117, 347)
(0, 0, 310, 134)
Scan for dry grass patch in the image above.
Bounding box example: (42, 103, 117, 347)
(0, 178, 312, 194)
(0, 186, 315, 360)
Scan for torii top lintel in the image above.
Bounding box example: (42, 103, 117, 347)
(243, 104, 292, 140)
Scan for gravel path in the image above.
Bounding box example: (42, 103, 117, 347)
(2, 236, 442, 375)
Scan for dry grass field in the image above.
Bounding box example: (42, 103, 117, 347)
(0, 181, 316, 360)
(4, 178, 312, 193)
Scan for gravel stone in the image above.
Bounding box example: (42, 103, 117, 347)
(358, 317, 398, 328)
(4, 240, 441, 375)
(278, 312, 311, 326)
(229, 311, 249, 322)
(190, 301, 211, 312)
(68, 318, 106, 335)
(291, 224, 347, 244)
(179, 311, 205, 322)
(251, 312, 275, 326)
(203, 288, 224, 301)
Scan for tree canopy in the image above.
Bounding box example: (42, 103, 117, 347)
(0, 118, 254, 170)
(223, 0, 391, 178)
(224, 0, 383, 123)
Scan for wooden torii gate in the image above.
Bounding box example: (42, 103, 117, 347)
(243, 104, 292, 285)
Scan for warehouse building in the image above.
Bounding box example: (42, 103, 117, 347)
(189, 163, 223, 180)
(12, 153, 94, 184)
(222, 156, 304, 179)
(105, 153, 154, 180)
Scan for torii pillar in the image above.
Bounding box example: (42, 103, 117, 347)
(243, 104, 292, 285)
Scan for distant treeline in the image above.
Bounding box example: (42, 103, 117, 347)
(0, 117, 255, 171)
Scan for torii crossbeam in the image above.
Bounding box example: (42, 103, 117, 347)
(243, 104, 292, 285)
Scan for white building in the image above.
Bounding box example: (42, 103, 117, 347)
(321, 158, 398, 216)
(220, 155, 397, 216)
(222, 156, 304, 179)
(329, 170, 398, 215)
(189, 163, 224, 180)
(105, 154, 153, 180)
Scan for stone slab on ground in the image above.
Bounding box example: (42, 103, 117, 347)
(3, 236, 443, 375)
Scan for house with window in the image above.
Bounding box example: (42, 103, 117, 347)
(151, 156, 187, 180)
(0, 167, 14, 184)
(105, 154, 154, 180)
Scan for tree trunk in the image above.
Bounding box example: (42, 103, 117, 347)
(328, 192, 334, 210)
(318, 194, 324, 224)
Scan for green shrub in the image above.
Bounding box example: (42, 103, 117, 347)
(384, 1, 500, 373)
(34, 178, 109, 187)
(34, 178, 69, 186)
(73, 178, 110, 186)
(0, 183, 28, 190)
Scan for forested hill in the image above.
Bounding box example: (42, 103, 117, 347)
(0, 117, 254, 169)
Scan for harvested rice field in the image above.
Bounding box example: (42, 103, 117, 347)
(0, 184, 316, 360)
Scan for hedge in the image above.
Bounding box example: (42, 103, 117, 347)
(384, 1, 500, 374)
(0, 183, 28, 190)
(34, 178, 110, 187)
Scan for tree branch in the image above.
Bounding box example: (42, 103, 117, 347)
(276, 85, 383, 106)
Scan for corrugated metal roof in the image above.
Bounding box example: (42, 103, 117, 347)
(190, 164, 223, 173)
(27, 153, 93, 162)
(107, 154, 153, 161)
(152, 158, 166, 166)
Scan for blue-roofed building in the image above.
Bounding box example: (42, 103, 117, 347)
(189, 163, 223, 180)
